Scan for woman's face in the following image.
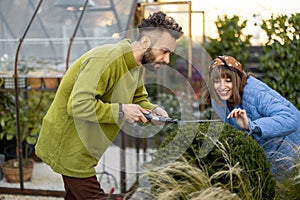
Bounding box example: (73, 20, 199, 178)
(213, 76, 233, 101)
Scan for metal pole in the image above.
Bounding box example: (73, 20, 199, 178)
(65, 0, 90, 71)
(120, 130, 126, 194)
(136, 138, 140, 181)
(187, 1, 192, 82)
(14, 0, 44, 190)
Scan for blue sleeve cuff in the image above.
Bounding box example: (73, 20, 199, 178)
(247, 119, 262, 136)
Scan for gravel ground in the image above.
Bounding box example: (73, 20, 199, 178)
(0, 162, 64, 200)
(0, 146, 145, 199)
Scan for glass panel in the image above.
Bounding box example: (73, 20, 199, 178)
(0, 0, 137, 75)
(0, 0, 137, 193)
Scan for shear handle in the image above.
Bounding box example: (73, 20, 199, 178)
(143, 112, 178, 123)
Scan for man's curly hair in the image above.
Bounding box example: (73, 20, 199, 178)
(137, 11, 183, 40)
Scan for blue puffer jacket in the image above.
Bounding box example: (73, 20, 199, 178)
(212, 76, 300, 177)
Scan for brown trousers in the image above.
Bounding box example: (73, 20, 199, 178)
(62, 175, 106, 200)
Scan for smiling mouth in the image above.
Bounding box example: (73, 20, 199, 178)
(218, 91, 229, 96)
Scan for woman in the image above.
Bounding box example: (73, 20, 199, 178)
(207, 55, 300, 179)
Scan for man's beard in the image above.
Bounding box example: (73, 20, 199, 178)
(142, 48, 157, 72)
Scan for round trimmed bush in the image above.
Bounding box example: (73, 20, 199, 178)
(151, 122, 275, 200)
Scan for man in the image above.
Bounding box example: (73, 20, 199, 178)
(35, 11, 183, 199)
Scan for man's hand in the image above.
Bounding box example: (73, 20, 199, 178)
(227, 108, 249, 130)
(148, 107, 169, 125)
(122, 104, 148, 123)
(152, 107, 169, 118)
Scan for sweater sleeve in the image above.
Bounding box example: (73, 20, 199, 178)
(132, 69, 156, 110)
(67, 58, 119, 124)
(133, 84, 157, 110)
(246, 119, 262, 136)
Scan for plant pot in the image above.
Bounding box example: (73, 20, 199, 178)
(42, 71, 63, 89)
(1, 159, 34, 183)
(43, 77, 58, 89)
(27, 77, 42, 89)
(27, 71, 44, 89)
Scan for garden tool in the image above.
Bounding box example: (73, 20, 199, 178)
(143, 112, 221, 125)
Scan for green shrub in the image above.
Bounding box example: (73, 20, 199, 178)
(274, 175, 300, 200)
(260, 13, 300, 109)
(205, 15, 252, 65)
(137, 159, 241, 200)
(149, 122, 275, 200)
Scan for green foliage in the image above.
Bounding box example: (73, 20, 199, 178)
(150, 122, 275, 200)
(205, 15, 252, 65)
(0, 92, 54, 145)
(145, 87, 210, 147)
(139, 159, 241, 200)
(260, 13, 300, 109)
(0, 92, 16, 141)
(274, 175, 300, 200)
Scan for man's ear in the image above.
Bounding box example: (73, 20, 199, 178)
(141, 36, 151, 49)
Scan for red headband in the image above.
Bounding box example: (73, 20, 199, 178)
(209, 55, 243, 78)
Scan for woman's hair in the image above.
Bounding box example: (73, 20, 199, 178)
(207, 56, 250, 108)
(137, 11, 183, 41)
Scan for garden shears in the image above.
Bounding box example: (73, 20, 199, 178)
(143, 111, 221, 124)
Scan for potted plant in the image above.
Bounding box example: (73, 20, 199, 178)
(1, 157, 34, 182)
(0, 91, 54, 182)
(27, 71, 43, 89)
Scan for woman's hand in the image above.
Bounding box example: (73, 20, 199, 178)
(227, 108, 249, 130)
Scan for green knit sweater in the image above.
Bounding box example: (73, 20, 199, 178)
(35, 40, 156, 178)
